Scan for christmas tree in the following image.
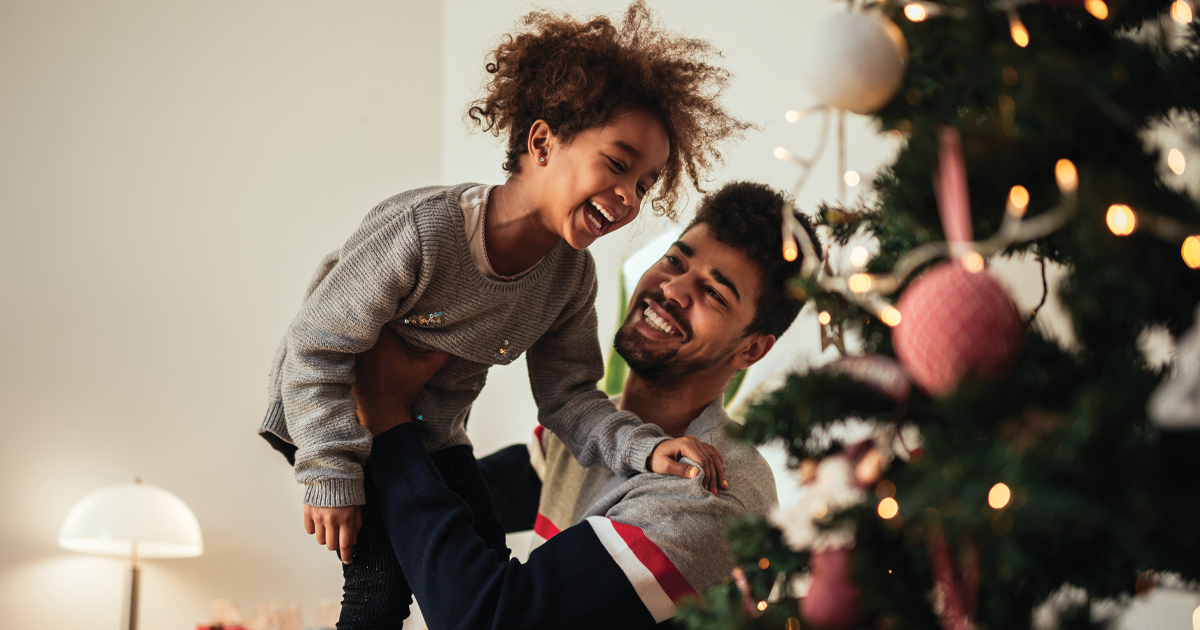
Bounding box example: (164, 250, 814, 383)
(678, 1, 1200, 629)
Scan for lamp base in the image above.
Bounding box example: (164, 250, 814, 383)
(121, 564, 140, 630)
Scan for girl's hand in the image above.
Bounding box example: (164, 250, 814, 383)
(352, 328, 452, 436)
(648, 436, 728, 495)
(304, 504, 362, 564)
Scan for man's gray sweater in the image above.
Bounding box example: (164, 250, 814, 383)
(261, 184, 668, 507)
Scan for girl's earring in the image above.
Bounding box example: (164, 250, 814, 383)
(539, 156, 546, 163)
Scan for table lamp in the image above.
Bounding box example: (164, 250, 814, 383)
(59, 478, 203, 630)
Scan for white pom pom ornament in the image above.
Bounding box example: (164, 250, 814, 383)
(799, 12, 909, 114)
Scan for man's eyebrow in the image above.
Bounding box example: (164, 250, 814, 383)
(672, 240, 693, 257)
(711, 269, 741, 303)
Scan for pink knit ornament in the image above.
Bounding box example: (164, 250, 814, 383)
(893, 262, 1024, 398)
(800, 548, 863, 630)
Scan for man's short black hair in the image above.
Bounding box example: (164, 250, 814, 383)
(684, 181, 818, 338)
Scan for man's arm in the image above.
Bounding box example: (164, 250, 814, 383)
(371, 424, 676, 630)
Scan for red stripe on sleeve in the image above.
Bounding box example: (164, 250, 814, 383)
(533, 512, 561, 540)
(609, 520, 698, 602)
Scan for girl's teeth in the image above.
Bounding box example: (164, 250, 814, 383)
(588, 213, 602, 232)
(592, 200, 616, 223)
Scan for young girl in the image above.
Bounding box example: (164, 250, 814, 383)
(259, 2, 747, 626)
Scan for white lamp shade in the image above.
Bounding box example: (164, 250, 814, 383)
(59, 482, 203, 558)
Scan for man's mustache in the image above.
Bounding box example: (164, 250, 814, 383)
(633, 290, 692, 340)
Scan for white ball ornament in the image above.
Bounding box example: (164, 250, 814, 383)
(799, 12, 909, 115)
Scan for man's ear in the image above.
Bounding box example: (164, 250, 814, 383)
(731, 333, 776, 370)
(526, 119, 555, 165)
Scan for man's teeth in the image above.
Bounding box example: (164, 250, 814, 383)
(643, 306, 675, 335)
(591, 200, 616, 223)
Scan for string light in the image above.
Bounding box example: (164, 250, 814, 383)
(757, 601, 768, 612)
(1107, 204, 1137, 236)
(774, 147, 791, 161)
(878, 497, 900, 519)
(905, 3, 929, 22)
(850, 246, 870, 267)
(876, 479, 896, 499)
(1183, 236, 1200, 269)
(818, 311, 832, 325)
(844, 170, 861, 187)
(988, 483, 1012, 509)
(812, 503, 828, 518)
(758, 557, 770, 570)
(1172, 0, 1194, 25)
(1084, 0, 1109, 20)
(787, 619, 801, 630)
(1008, 9, 1030, 48)
(1055, 159, 1078, 193)
(848, 273, 874, 293)
(1168, 148, 1187, 175)
(1192, 603, 1199, 630)
(783, 227, 798, 262)
(881, 306, 903, 327)
(962, 251, 985, 273)
(785, 110, 802, 123)
(1008, 185, 1030, 218)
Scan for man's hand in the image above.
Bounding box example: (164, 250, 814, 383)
(304, 504, 362, 564)
(352, 327, 453, 436)
(648, 436, 728, 495)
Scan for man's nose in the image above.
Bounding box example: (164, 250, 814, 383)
(661, 275, 691, 309)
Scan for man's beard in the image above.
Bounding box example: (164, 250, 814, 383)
(613, 291, 730, 383)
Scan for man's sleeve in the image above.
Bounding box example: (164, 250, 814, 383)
(525, 258, 669, 476)
(371, 424, 677, 630)
(282, 202, 421, 508)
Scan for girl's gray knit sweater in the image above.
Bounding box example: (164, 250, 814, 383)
(261, 184, 668, 508)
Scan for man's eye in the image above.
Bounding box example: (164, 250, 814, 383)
(637, 185, 647, 196)
(664, 254, 680, 267)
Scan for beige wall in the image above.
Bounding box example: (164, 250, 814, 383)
(0, 1, 441, 628)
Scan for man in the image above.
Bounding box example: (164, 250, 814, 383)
(352, 182, 817, 629)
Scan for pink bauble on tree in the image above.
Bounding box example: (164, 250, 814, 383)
(893, 261, 1025, 397)
(801, 548, 864, 630)
(890, 127, 1025, 398)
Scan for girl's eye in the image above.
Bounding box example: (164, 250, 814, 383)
(607, 157, 626, 173)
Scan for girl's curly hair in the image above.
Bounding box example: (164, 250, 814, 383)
(468, 1, 750, 220)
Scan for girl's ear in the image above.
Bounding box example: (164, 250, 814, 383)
(527, 119, 554, 165)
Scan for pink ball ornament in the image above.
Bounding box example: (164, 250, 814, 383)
(892, 261, 1025, 398)
(801, 548, 863, 630)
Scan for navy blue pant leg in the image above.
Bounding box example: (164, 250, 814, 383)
(337, 445, 510, 629)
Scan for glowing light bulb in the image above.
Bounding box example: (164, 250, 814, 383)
(881, 306, 903, 327)
(1055, 159, 1078, 193)
(1008, 185, 1030, 217)
(785, 110, 801, 123)
(774, 147, 789, 161)
(1172, 0, 1193, 24)
(1009, 9, 1030, 48)
(783, 231, 798, 262)
(849, 246, 870, 267)
(1168, 148, 1187, 175)
(844, 170, 861, 187)
(818, 311, 832, 325)
(812, 503, 828, 519)
(1182, 236, 1200, 269)
(905, 3, 928, 22)
(988, 483, 1012, 509)
(1085, 0, 1109, 20)
(757, 601, 768, 612)
(758, 557, 770, 570)
(1192, 603, 1199, 630)
(848, 273, 873, 293)
(876, 479, 896, 499)
(962, 252, 985, 273)
(1106, 204, 1136, 236)
(878, 497, 899, 519)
